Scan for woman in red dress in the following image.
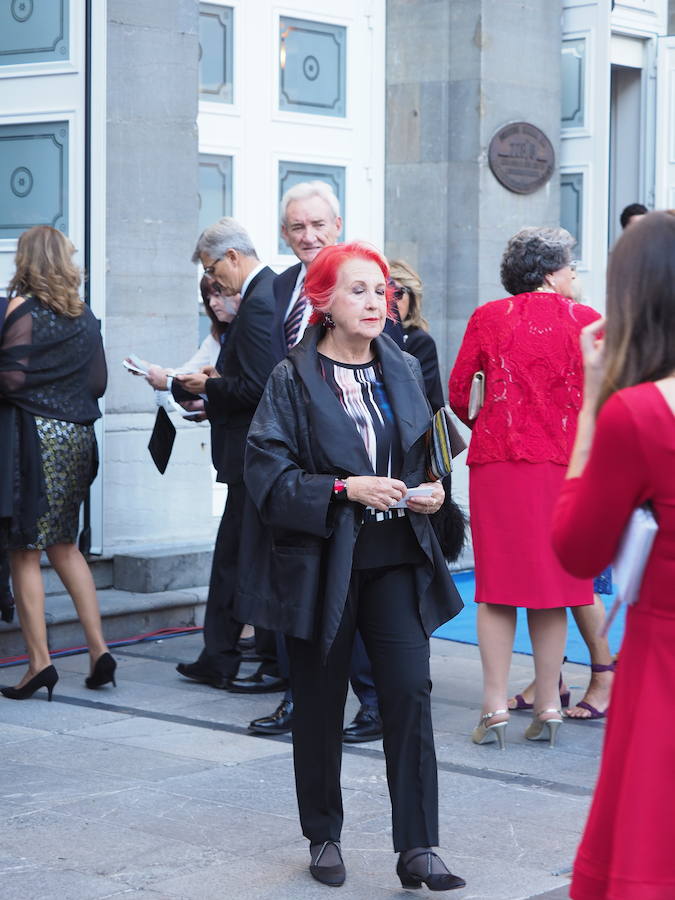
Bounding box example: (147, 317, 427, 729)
(553, 211, 675, 900)
(449, 227, 596, 748)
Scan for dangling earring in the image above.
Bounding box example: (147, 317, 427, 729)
(324, 311, 335, 329)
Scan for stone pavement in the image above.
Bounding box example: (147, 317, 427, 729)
(0, 633, 604, 899)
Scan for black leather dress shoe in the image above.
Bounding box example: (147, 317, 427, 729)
(176, 661, 230, 689)
(249, 699, 294, 734)
(226, 672, 289, 694)
(342, 705, 383, 743)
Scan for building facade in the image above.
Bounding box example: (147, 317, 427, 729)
(0, 0, 673, 564)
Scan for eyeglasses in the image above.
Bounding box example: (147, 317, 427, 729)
(387, 279, 408, 301)
(569, 260, 579, 272)
(203, 259, 222, 277)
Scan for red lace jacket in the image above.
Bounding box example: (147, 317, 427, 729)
(448, 292, 600, 466)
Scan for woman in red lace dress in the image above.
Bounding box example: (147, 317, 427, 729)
(449, 227, 597, 748)
(553, 211, 675, 900)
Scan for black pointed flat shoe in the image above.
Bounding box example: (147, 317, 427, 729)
(397, 850, 466, 891)
(309, 841, 346, 887)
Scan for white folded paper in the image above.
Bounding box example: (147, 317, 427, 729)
(601, 504, 658, 635)
(390, 486, 435, 509)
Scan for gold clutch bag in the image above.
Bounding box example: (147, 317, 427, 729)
(467, 371, 485, 420)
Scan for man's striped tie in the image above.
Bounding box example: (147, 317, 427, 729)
(284, 289, 307, 350)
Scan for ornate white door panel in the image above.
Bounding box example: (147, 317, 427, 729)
(656, 36, 675, 209)
(561, 0, 612, 309)
(196, 0, 386, 267)
(0, 0, 87, 291)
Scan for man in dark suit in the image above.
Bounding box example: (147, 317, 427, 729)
(248, 183, 388, 739)
(174, 218, 283, 692)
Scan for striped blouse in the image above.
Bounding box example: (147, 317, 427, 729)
(318, 353, 424, 569)
(318, 353, 403, 483)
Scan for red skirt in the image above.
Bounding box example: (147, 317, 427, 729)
(469, 460, 593, 609)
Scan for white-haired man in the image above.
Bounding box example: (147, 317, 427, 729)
(269, 180, 343, 362)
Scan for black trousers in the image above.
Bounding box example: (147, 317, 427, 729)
(287, 564, 439, 852)
(199, 481, 276, 678)
(277, 627, 379, 709)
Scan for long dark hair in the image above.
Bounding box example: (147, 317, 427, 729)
(200, 275, 228, 338)
(598, 211, 675, 409)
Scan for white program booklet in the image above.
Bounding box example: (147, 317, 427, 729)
(390, 486, 435, 509)
(122, 354, 150, 375)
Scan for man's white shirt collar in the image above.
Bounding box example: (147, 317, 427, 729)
(240, 262, 266, 300)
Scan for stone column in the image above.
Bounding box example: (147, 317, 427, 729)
(385, 0, 562, 380)
(103, 1, 215, 551)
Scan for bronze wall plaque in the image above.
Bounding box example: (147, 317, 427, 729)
(488, 122, 555, 194)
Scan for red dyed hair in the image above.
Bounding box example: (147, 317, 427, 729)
(305, 242, 397, 325)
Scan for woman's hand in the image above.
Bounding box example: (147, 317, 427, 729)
(579, 317, 606, 409)
(145, 364, 169, 390)
(346, 476, 407, 512)
(406, 481, 445, 515)
(566, 318, 606, 480)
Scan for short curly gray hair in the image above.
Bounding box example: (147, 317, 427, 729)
(500, 227, 575, 295)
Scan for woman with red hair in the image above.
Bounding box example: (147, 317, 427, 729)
(239, 242, 465, 890)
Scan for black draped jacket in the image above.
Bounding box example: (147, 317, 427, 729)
(236, 325, 463, 662)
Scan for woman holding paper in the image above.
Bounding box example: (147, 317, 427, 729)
(0, 225, 114, 700)
(239, 242, 465, 890)
(449, 227, 599, 748)
(552, 210, 675, 900)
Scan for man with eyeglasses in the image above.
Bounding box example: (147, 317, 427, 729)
(173, 218, 284, 693)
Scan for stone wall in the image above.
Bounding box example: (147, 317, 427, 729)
(104, 0, 216, 550)
(385, 0, 562, 382)
(385, 0, 561, 558)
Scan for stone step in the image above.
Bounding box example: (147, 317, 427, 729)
(42, 555, 114, 596)
(112, 544, 213, 593)
(40, 544, 214, 597)
(0, 585, 207, 661)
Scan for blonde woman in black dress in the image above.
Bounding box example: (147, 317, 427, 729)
(0, 226, 114, 700)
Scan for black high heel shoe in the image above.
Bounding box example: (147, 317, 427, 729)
(397, 850, 466, 891)
(85, 652, 117, 689)
(1, 664, 58, 701)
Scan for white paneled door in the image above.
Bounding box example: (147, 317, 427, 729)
(0, 0, 86, 291)
(0, 0, 106, 553)
(197, 0, 386, 267)
(560, 0, 612, 310)
(656, 36, 675, 210)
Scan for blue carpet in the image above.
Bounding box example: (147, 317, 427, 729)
(433, 570, 625, 666)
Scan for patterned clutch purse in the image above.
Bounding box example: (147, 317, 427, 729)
(425, 408, 466, 481)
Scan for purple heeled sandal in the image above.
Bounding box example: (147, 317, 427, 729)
(509, 672, 570, 711)
(568, 661, 616, 719)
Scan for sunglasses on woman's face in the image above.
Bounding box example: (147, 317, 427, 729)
(388, 280, 407, 301)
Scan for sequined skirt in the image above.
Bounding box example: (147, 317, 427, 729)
(24, 417, 96, 551)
